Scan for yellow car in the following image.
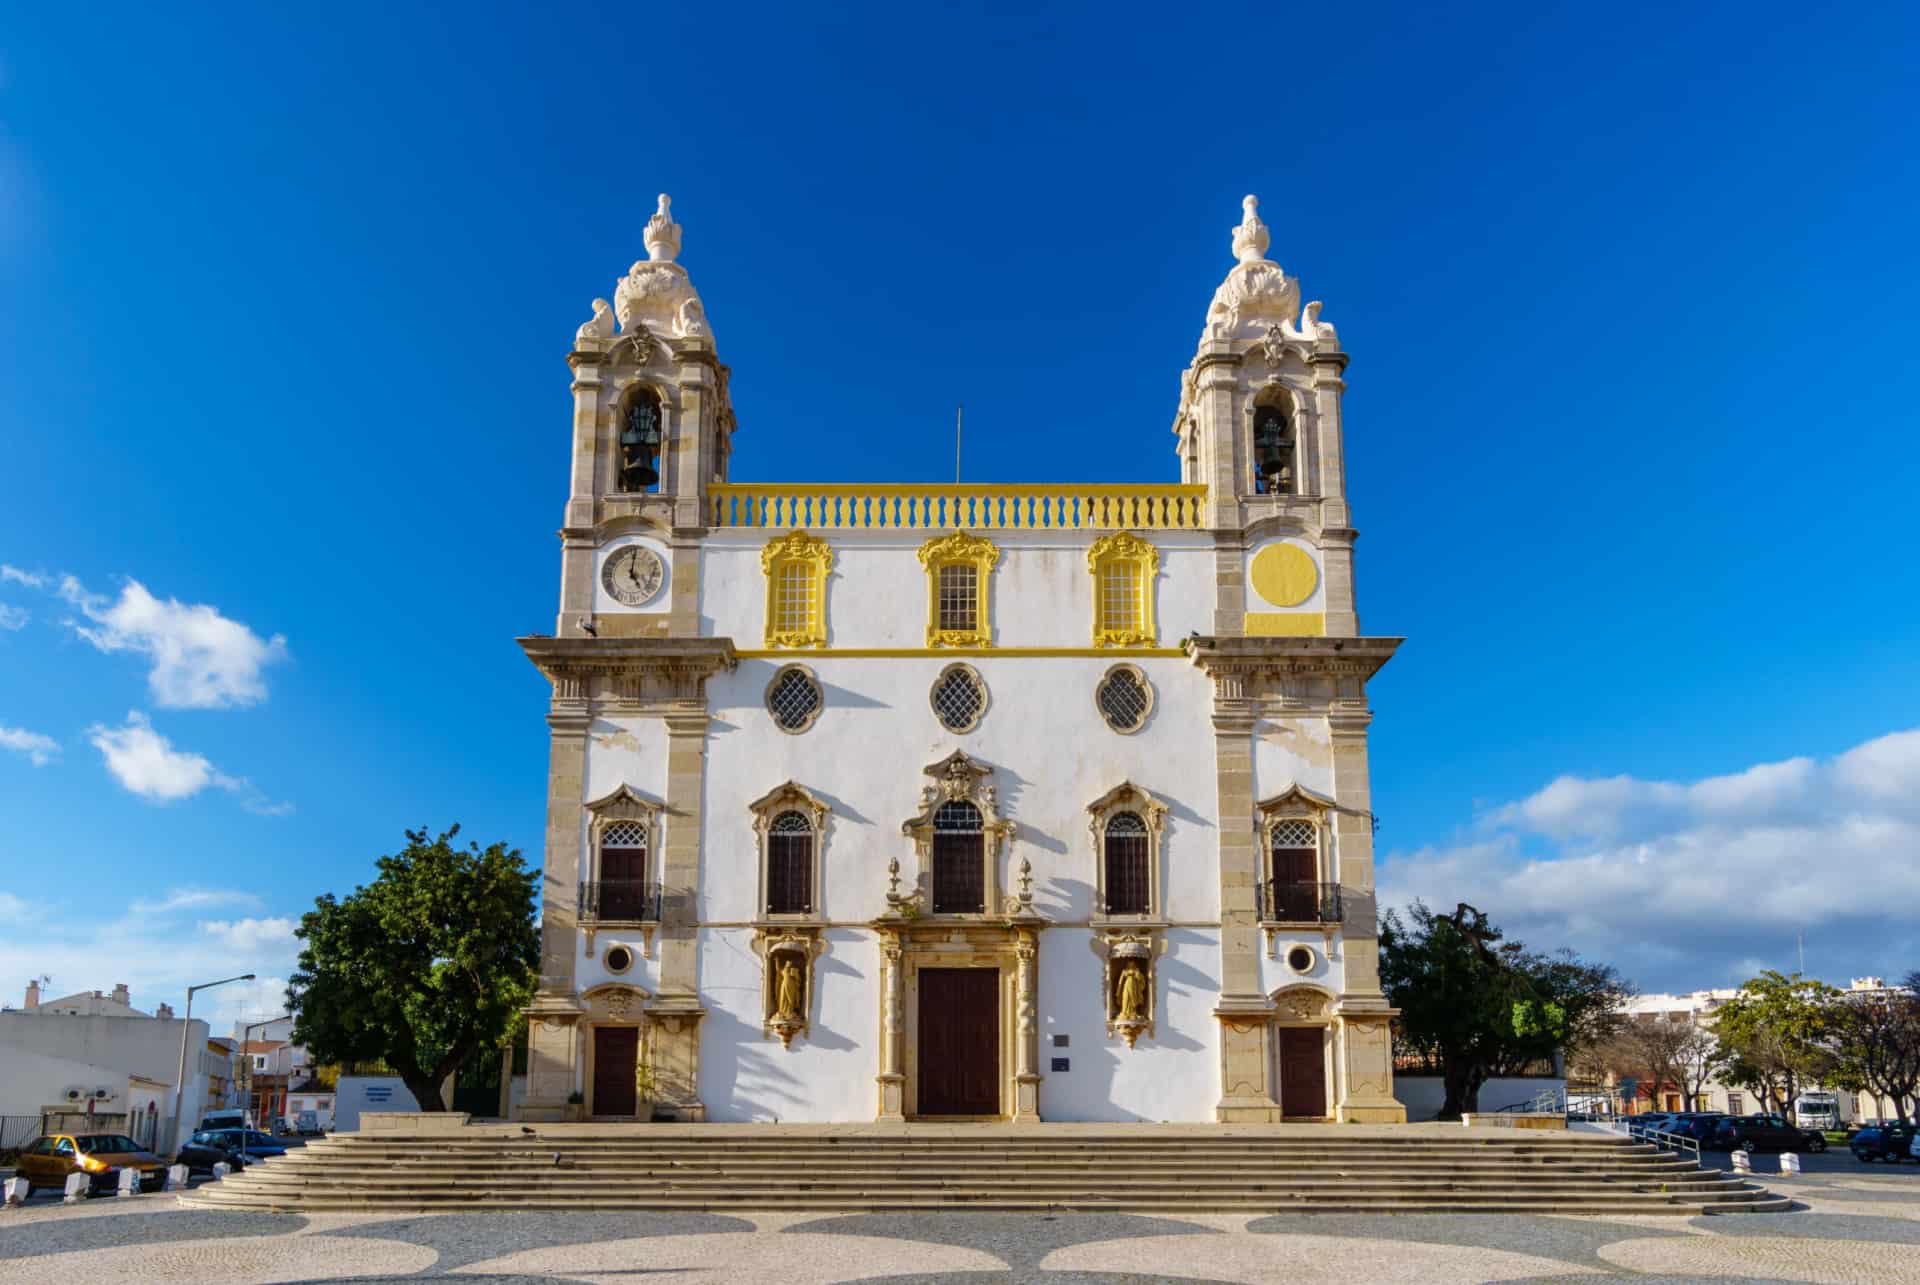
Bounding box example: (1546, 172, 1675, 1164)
(15, 1133, 166, 1194)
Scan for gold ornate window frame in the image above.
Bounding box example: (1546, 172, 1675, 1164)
(1087, 531, 1160, 647)
(583, 784, 664, 958)
(894, 750, 1019, 919)
(917, 531, 1000, 648)
(761, 530, 833, 648)
(747, 780, 831, 923)
(1086, 781, 1169, 923)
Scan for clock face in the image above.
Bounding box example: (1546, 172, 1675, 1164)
(601, 546, 665, 607)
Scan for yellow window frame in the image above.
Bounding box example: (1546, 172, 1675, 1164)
(760, 530, 833, 648)
(917, 531, 1001, 648)
(1087, 531, 1159, 647)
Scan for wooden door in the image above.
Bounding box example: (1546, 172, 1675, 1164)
(1278, 1027, 1327, 1118)
(592, 1026, 639, 1117)
(918, 968, 1000, 1116)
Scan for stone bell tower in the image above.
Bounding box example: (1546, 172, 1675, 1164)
(1172, 195, 1360, 637)
(555, 194, 737, 638)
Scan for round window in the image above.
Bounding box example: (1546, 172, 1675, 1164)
(1286, 945, 1315, 974)
(766, 666, 824, 733)
(1095, 665, 1153, 733)
(604, 945, 634, 974)
(930, 664, 988, 733)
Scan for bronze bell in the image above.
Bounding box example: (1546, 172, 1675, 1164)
(620, 399, 663, 490)
(1253, 407, 1293, 494)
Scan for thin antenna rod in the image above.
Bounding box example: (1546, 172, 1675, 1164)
(1798, 931, 1805, 976)
(955, 404, 963, 485)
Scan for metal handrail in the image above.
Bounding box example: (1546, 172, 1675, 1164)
(578, 880, 662, 923)
(1611, 1117, 1702, 1163)
(1258, 880, 1343, 924)
(1495, 1085, 1566, 1114)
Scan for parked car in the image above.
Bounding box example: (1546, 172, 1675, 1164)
(288, 1110, 325, 1137)
(199, 1109, 248, 1132)
(1711, 1114, 1828, 1153)
(196, 1128, 287, 1160)
(1850, 1123, 1918, 1163)
(1627, 1113, 1683, 1136)
(176, 1130, 252, 1175)
(13, 1133, 166, 1194)
(1667, 1113, 1728, 1144)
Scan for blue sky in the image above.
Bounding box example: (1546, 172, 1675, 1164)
(2, 2, 1916, 1024)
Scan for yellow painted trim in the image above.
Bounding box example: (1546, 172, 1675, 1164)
(760, 531, 833, 649)
(1249, 543, 1318, 608)
(1245, 611, 1327, 637)
(710, 482, 1207, 531)
(1087, 531, 1160, 648)
(917, 531, 1000, 648)
(735, 647, 1187, 659)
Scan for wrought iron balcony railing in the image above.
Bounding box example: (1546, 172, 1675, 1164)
(1259, 880, 1343, 925)
(579, 880, 662, 923)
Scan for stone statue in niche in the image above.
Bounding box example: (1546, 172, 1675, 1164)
(775, 958, 805, 1021)
(1116, 961, 1148, 1022)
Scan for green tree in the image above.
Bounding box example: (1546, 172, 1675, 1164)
(1710, 971, 1840, 1124)
(287, 826, 539, 1111)
(1381, 901, 1628, 1119)
(1828, 979, 1920, 1124)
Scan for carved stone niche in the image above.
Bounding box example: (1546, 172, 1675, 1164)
(1098, 932, 1160, 1048)
(895, 751, 1018, 919)
(752, 930, 824, 1049)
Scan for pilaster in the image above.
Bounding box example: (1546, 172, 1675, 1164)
(1208, 665, 1280, 1120)
(876, 931, 905, 1120)
(523, 700, 590, 1118)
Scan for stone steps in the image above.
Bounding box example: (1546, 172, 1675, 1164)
(182, 1128, 1787, 1215)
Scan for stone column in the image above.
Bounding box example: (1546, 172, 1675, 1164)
(876, 931, 905, 1120)
(1329, 701, 1405, 1122)
(649, 706, 711, 1120)
(1210, 667, 1281, 1121)
(1012, 931, 1041, 1122)
(523, 698, 590, 1120)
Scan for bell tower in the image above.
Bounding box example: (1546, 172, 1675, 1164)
(1172, 196, 1359, 636)
(556, 194, 736, 637)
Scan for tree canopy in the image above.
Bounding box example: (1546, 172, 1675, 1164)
(1709, 970, 1841, 1123)
(1381, 901, 1628, 1119)
(287, 825, 539, 1111)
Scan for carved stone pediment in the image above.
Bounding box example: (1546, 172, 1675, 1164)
(581, 982, 651, 1023)
(1254, 782, 1342, 819)
(1271, 985, 1334, 1024)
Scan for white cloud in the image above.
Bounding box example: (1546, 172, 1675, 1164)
(1380, 727, 1920, 992)
(60, 576, 288, 709)
(0, 565, 45, 588)
(0, 724, 58, 766)
(88, 711, 238, 802)
(0, 892, 33, 921)
(0, 604, 26, 630)
(200, 916, 298, 954)
(131, 888, 262, 915)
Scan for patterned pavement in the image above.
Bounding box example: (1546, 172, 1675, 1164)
(3, 1161, 1918, 1283)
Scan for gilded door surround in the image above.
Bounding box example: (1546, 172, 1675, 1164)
(874, 921, 1043, 1123)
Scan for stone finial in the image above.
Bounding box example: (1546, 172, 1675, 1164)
(1232, 194, 1270, 264)
(644, 194, 682, 263)
(575, 297, 614, 346)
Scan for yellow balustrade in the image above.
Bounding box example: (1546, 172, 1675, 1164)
(708, 483, 1207, 531)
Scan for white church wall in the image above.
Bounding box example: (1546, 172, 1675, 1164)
(1037, 926, 1220, 1122)
(1256, 934, 1346, 997)
(697, 926, 876, 1122)
(582, 717, 669, 804)
(696, 532, 1218, 650)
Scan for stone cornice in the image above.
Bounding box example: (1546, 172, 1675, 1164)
(1184, 635, 1401, 682)
(518, 635, 737, 701)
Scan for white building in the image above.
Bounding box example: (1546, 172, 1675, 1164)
(516, 195, 1405, 1125)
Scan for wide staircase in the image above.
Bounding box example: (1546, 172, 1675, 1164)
(181, 1125, 1788, 1215)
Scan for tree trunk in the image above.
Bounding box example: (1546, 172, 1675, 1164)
(402, 1073, 447, 1112)
(1439, 1061, 1485, 1120)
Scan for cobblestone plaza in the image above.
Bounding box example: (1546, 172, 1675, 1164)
(4, 1158, 1918, 1283)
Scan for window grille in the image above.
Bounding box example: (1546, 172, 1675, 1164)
(937, 563, 978, 633)
(765, 811, 814, 915)
(601, 821, 647, 849)
(1271, 819, 1316, 849)
(766, 666, 823, 732)
(772, 561, 815, 637)
(932, 800, 985, 913)
(1096, 667, 1151, 732)
(1099, 559, 1141, 635)
(931, 666, 987, 731)
(1103, 811, 1150, 915)
(597, 821, 649, 918)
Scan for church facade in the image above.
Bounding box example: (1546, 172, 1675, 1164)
(517, 195, 1406, 1125)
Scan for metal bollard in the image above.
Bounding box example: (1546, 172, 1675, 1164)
(116, 1169, 139, 1198)
(1731, 1149, 1752, 1174)
(63, 1173, 89, 1204)
(164, 1164, 189, 1192)
(211, 1162, 231, 1181)
(2, 1176, 26, 1206)
(1780, 1152, 1801, 1175)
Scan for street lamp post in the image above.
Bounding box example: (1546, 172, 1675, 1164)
(169, 974, 256, 1155)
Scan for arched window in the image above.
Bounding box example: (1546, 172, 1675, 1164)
(1267, 818, 1326, 922)
(1252, 404, 1295, 495)
(1086, 533, 1159, 647)
(765, 811, 815, 915)
(618, 389, 664, 493)
(1103, 812, 1150, 915)
(597, 819, 652, 921)
(932, 800, 985, 914)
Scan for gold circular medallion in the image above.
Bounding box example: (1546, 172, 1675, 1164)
(1249, 543, 1318, 607)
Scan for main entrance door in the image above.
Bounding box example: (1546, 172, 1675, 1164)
(917, 967, 1000, 1116)
(1277, 1026, 1327, 1118)
(592, 1026, 639, 1117)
